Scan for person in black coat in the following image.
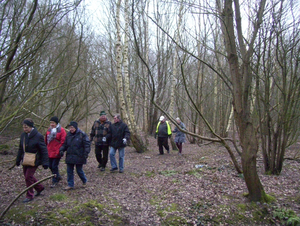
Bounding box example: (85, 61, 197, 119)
(16, 118, 49, 203)
(109, 114, 130, 173)
(59, 121, 90, 190)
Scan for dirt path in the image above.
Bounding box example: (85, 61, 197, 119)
(0, 138, 300, 225)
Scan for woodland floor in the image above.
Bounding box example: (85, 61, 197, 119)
(0, 136, 300, 226)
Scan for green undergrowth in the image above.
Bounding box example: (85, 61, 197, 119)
(4, 199, 130, 225)
(273, 208, 300, 226)
(187, 199, 300, 225)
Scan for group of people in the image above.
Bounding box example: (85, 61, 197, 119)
(16, 111, 130, 203)
(15, 112, 185, 203)
(155, 116, 186, 155)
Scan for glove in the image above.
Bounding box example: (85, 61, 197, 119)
(102, 137, 106, 142)
(43, 165, 48, 169)
(123, 138, 127, 144)
(16, 162, 20, 166)
(60, 151, 64, 157)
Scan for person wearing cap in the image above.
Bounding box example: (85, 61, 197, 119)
(90, 111, 112, 171)
(172, 117, 186, 155)
(155, 116, 172, 155)
(109, 114, 130, 173)
(59, 121, 90, 190)
(45, 116, 67, 187)
(16, 118, 49, 203)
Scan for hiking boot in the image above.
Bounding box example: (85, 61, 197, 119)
(119, 170, 124, 173)
(35, 187, 44, 197)
(100, 167, 105, 171)
(64, 186, 73, 191)
(110, 168, 118, 172)
(97, 164, 101, 168)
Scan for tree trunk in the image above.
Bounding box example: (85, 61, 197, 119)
(220, 0, 267, 201)
(123, 0, 147, 153)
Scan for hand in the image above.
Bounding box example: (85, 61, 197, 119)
(154, 134, 157, 139)
(168, 135, 171, 139)
(123, 138, 127, 144)
(102, 137, 106, 142)
(16, 162, 20, 166)
(60, 151, 64, 157)
(43, 165, 48, 169)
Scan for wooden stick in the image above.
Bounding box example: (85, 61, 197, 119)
(0, 174, 55, 220)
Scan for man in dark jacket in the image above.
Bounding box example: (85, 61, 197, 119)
(109, 114, 130, 173)
(60, 121, 90, 190)
(16, 118, 49, 203)
(90, 111, 111, 171)
(155, 116, 172, 155)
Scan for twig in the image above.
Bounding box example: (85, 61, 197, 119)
(0, 174, 55, 220)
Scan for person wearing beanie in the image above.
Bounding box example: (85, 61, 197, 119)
(90, 110, 112, 171)
(172, 117, 186, 155)
(59, 121, 90, 190)
(155, 116, 172, 155)
(45, 116, 66, 188)
(16, 118, 49, 203)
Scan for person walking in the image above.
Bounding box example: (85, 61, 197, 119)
(16, 118, 49, 203)
(59, 121, 90, 190)
(45, 116, 66, 187)
(90, 111, 112, 171)
(155, 116, 172, 155)
(172, 117, 186, 155)
(109, 114, 130, 173)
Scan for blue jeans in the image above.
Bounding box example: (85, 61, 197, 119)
(109, 147, 125, 171)
(67, 164, 87, 187)
(49, 158, 61, 183)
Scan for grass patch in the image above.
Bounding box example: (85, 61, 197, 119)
(145, 170, 156, 177)
(49, 193, 67, 201)
(159, 170, 178, 176)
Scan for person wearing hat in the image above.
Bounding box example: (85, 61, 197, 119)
(90, 111, 112, 171)
(45, 116, 67, 187)
(172, 117, 186, 155)
(155, 116, 172, 155)
(59, 121, 90, 190)
(16, 118, 49, 203)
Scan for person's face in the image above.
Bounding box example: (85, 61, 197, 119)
(50, 121, 57, 129)
(23, 124, 32, 133)
(69, 126, 76, 133)
(113, 116, 120, 123)
(99, 115, 106, 122)
(176, 119, 180, 124)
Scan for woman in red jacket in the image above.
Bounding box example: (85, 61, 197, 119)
(45, 116, 66, 188)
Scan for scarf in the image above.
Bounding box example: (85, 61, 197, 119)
(47, 123, 60, 144)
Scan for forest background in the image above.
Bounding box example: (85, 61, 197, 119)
(0, 0, 300, 222)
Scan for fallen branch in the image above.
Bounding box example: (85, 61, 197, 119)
(0, 158, 16, 165)
(284, 157, 300, 163)
(0, 174, 55, 220)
